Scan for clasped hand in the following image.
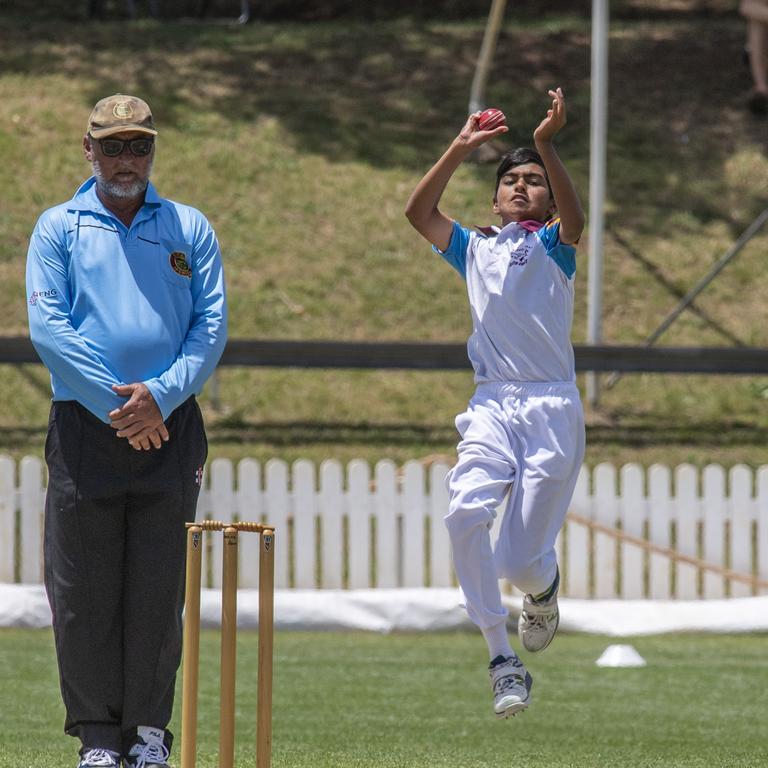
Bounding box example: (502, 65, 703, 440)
(108, 382, 169, 451)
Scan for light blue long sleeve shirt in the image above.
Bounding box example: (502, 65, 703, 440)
(26, 177, 227, 422)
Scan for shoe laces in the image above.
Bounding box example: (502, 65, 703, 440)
(522, 593, 557, 622)
(490, 656, 526, 695)
(81, 749, 119, 767)
(523, 605, 557, 628)
(494, 671, 525, 695)
(129, 741, 169, 768)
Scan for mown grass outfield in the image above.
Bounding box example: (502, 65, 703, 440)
(1, 629, 766, 767)
(1, 3, 768, 469)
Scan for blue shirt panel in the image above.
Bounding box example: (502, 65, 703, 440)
(432, 221, 471, 278)
(536, 219, 576, 279)
(26, 177, 227, 421)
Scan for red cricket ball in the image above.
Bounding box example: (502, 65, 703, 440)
(477, 108, 506, 131)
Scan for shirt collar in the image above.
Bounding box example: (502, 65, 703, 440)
(516, 219, 545, 233)
(67, 176, 162, 214)
(493, 218, 545, 243)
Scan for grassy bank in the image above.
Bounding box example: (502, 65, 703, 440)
(1, 13, 767, 467)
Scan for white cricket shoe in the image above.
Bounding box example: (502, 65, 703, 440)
(518, 573, 560, 653)
(123, 727, 170, 768)
(489, 653, 533, 719)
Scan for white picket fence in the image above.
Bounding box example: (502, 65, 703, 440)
(1, 456, 767, 599)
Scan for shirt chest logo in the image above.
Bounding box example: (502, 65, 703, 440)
(507, 244, 531, 267)
(169, 251, 192, 278)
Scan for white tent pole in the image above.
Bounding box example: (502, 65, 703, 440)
(586, 0, 609, 407)
(468, 0, 508, 114)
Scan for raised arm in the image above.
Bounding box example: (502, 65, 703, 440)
(405, 114, 507, 251)
(533, 88, 585, 245)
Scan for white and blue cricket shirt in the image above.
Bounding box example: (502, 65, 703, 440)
(436, 218, 577, 383)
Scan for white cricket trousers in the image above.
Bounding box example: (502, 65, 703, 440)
(445, 381, 585, 630)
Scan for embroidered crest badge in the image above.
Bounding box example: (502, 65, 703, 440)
(112, 101, 133, 119)
(170, 251, 192, 278)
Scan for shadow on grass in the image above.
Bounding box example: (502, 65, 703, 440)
(2, 419, 766, 456)
(208, 418, 458, 446)
(0, 18, 520, 169)
(0, 13, 764, 187)
(0, 426, 46, 451)
(202, 417, 768, 449)
(587, 420, 768, 448)
(3, 0, 742, 23)
(607, 228, 748, 347)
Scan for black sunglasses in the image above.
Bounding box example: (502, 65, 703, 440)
(92, 136, 155, 157)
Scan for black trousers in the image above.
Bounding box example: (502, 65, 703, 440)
(43, 397, 207, 754)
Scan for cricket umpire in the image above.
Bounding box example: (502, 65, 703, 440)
(25, 94, 227, 768)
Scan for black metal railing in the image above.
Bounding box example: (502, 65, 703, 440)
(3, 336, 768, 374)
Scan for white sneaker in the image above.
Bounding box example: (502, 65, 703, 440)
(124, 727, 170, 768)
(77, 749, 121, 768)
(489, 653, 533, 719)
(518, 572, 560, 653)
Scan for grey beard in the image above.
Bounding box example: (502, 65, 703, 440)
(93, 159, 152, 200)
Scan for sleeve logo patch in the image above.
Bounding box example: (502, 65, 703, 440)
(29, 288, 57, 305)
(169, 251, 192, 278)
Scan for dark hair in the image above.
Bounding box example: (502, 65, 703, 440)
(494, 148, 550, 199)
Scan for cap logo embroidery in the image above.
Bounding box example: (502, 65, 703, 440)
(113, 101, 133, 119)
(170, 251, 192, 278)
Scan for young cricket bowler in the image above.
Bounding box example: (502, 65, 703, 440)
(405, 88, 585, 719)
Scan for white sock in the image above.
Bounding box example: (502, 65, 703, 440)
(481, 621, 514, 661)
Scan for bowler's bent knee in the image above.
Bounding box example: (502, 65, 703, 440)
(445, 499, 496, 541)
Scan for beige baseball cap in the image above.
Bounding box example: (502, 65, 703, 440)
(87, 94, 158, 139)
